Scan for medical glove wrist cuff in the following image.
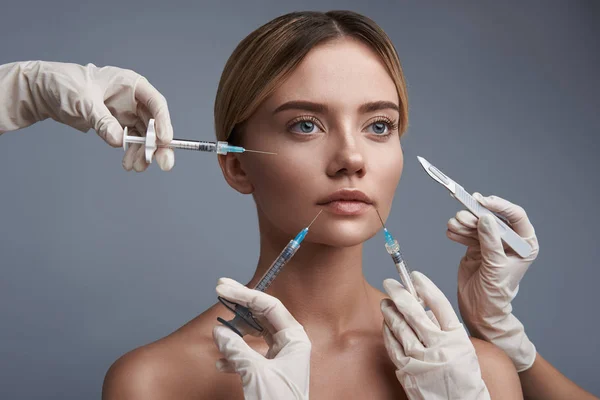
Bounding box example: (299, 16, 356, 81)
(466, 313, 536, 372)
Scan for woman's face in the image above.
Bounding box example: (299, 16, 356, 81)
(225, 38, 403, 247)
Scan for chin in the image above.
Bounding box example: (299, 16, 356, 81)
(311, 218, 380, 248)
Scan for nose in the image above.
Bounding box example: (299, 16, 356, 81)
(325, 130, 366, 179)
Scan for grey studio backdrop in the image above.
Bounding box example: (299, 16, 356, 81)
(1, 1, 598, 398)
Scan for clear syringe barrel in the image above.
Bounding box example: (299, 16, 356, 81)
(155, 139, 242, 155)
(253, 240, 300, 292)
(123, 136, 218, 152)
(169, 139, 218, 152)
(390, 251, 418, 299)
(384, 235, 419, 300)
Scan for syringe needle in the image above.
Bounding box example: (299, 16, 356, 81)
(375, 209, 386, 227)
(308, 209, 324, 228)
(243, 149, 278, 155)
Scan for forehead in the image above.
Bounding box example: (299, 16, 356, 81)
(268, 38, 399, 109)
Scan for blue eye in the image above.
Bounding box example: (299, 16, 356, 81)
(366, 117, 398, 137)
(290, 120, 319, 134)
(371, 122, 388, 135)
(366, 121, 390, 136)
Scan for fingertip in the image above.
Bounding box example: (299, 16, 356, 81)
(410, 270, 425, 282)
(456, 209, 477, 225)
(447, 217, 456, 229)
(410, 271, 428, 291)
(212, 326, 233, 349)
(218, 277, 245, 287)
(215, 284, 231, 298)
(217, 277, 228, 286)
(122, 158, 132, 171)
(478, 214, 495, 230)
(156, 149, 175, 171)
(133, 146, 149, 172)
(411, 272, 442, 298)
(383, 278, 400, 289)
(104, 124, 124, 148)
(212, 325, 223, 342)
(122, 154, 135, 171)
(382, 279, 399, 295)
(133, 159, 147, 172)
(156, 117, 174, 143)
(213, 325, 234, 340)
(384, 279, 414, 308)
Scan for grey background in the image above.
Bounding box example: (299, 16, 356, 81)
(1, 0, 598, 398)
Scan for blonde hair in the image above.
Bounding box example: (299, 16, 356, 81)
(214, 10, 408, 143)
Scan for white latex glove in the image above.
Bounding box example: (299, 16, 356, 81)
(382, 272, 491, 400)
(447, 193, 540, 372)
(213, 278, 311, 400)
(0, 60, 174, 171)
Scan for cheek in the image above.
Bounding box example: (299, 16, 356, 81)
(245, 145, 320, 192)
(385, 153, 403, 189)
(368, 142, 404, 206)
(370, 141, 403, 181)
(240, 147, 323, 230)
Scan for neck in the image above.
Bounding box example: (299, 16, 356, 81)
(246, 230, 380, 337)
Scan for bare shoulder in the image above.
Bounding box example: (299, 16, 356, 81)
(470, 337, 523, 399)
(102, 304, 245, 400)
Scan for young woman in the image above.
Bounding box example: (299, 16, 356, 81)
(102, 11, 521, 399)
(0, 13, 595, 399)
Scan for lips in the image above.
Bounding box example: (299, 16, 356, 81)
(317, 189, 373, 216)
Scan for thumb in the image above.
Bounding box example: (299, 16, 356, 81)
(212, 325, 261, 372)
(477, 214, 506, 267)
(474, 193, 535, 238)
(90, 102, 123, 147)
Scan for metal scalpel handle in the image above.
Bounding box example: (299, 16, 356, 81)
(453, 186, 533, 258)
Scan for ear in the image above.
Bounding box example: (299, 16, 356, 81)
(217, 153, 254, 194)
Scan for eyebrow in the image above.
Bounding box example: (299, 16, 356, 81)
(273, 101, 329, 114)
(359, 101, 400, 114)
(272, 100, 400, 115)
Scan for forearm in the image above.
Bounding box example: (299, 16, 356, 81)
(0, 60, 112, 134)
(520, 352, 597, 400)
(0, 61, 47, 133)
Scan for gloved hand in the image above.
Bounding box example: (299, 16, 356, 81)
(447, 193, 540, 372)
(381, 272, 491, 400)
(212, 278, 311, 400)
(0, 61, 174, 171)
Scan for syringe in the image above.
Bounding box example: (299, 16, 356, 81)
(217, 210, 323, 337)
(375, 209, 422, 304)
(124, 119, 276, 164)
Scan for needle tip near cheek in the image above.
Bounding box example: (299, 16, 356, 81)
(243, 149, 278, 155)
